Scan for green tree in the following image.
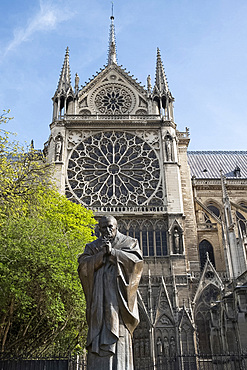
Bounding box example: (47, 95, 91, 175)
(0, 109, 51, 217)
(0, 111, 96, 356)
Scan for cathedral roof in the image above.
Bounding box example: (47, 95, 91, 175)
(187, 151, 247, 179)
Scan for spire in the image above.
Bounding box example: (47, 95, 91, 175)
(154, 48, 170, 95)
(107, 5, 117, 65)
(56, 47, 72, 95)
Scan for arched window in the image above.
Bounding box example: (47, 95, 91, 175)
(155, 221, 167, 256)
(199, 240, 215, 270)
(207, 203, 220, 218)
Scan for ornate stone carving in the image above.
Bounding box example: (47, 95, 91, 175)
(135, 130, 160, 149)
(67, 130, 92, 149)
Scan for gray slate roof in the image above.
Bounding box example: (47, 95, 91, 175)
(187, 151, 247, 179)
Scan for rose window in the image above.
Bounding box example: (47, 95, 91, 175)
(66, 131, 162, 207)
(94, 85, 133, 114)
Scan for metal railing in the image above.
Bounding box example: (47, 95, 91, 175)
(134, 353, 247, 370)
(0, 355, 86, 370)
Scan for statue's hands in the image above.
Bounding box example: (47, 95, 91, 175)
(101, 238, 112, 255)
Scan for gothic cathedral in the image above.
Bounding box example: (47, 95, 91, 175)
(44, 14, 247, 368)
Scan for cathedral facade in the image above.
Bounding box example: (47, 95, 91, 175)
(44, 15, 247, 368)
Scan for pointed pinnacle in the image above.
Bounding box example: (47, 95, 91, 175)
(56, 47, 72, 94)
(107, 12, 117, 65)
(155, 47, 170, 94)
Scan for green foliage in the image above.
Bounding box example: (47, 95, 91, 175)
(0, 110, 53, 218)
(0, 110, 96, 356)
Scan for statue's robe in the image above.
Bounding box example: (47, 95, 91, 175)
(78, 231, 143, 370)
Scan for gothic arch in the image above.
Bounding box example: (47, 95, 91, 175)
(199, 239, 215, 270)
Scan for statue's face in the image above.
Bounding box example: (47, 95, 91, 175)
(99, 217, 117, 241)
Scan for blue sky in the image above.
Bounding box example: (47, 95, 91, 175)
(0, 0, 247, 151)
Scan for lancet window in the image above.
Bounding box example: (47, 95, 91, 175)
(199, 240, 215, 270)
(118, 219, 167, 257)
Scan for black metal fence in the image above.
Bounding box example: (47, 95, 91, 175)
(0, 353, 247, 370)
(0, 355, 86, 370)
(135, 353, 247, 370)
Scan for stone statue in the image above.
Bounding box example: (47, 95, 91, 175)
(156, 337, 163, 365)
(55, 135, 62, 162)
(163, 337, 169, 357)
(165, 135, 172, 162)
(78, 215, 143, 370)
(173, 228, 180, 254)
(170, 336, 176, 358)
(156, 337, 163, 357)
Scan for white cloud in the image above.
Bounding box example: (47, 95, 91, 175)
(3, 0, 74, 57)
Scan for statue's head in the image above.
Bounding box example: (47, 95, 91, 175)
(99, 215, 118, 241)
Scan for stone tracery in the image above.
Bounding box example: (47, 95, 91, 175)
(66, 131, 163, 208)
(93, 85, 134, 114)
